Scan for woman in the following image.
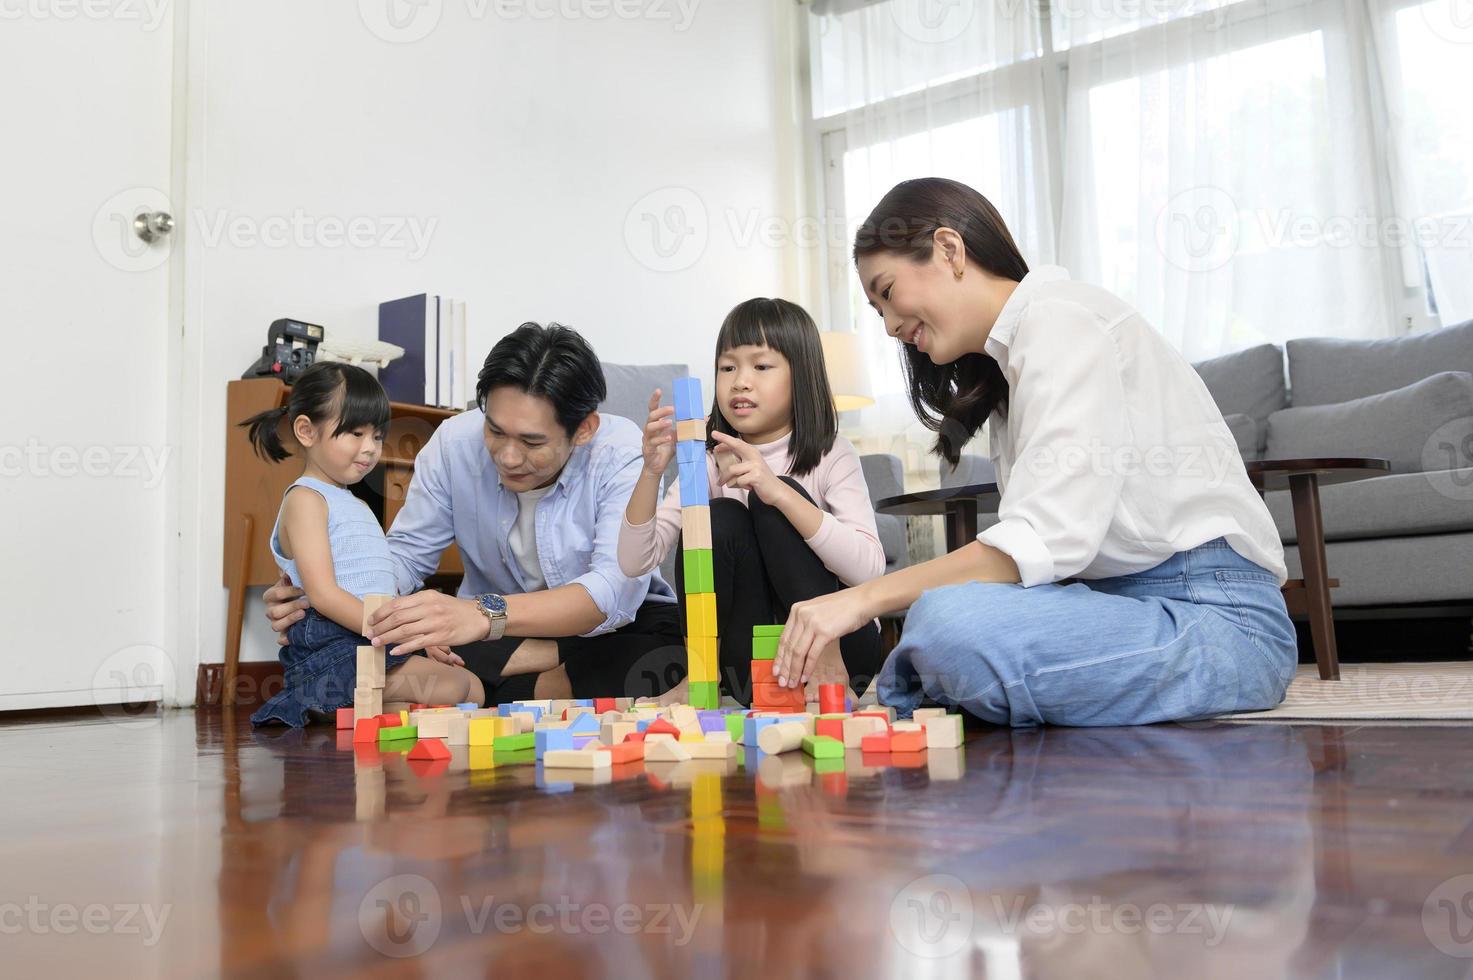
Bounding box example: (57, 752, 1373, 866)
(771, 177, 1297, 726)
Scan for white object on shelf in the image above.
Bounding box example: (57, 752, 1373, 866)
(319, 337, 405, 369)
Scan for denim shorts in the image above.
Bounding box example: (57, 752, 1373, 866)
(251, 608, 414, 727)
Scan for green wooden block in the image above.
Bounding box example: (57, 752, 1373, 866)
(812, 755, 845, 774)
(752, 625, 785, 638)
(802, 735, 843, 759)
(378, 724, 417, 742)
(493, 732, 535, 752)
(724, 713, 746, 742)
(689, 680, 720, 709)
(752, 636, 780, 661)
(683, 548, 714, 594)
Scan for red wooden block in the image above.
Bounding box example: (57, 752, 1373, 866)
(860, 733, 891, 753)
(599, 742, 644, 765)
(410, 703, 427, 711)
(625, 731, 648, 743)
(751, 682, 806, 710)
(336, 707, 355, 729)
(646, 718, 681, 737)
(594, 697, 617, 714)
(750, 659, 775, 685)
(890, 730, 925, 753)
(816, 717, 846, 741)
(353, 718, 382, 743)
(407, 738, 451, 761)
(818, 683, 846, 715)
(376, 713, 401, 728)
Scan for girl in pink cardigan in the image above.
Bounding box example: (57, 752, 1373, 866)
(618, 297, 886, 705)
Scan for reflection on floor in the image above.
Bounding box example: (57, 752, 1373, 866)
(3, 709, 1473, 977)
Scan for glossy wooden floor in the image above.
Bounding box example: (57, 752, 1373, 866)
(5, 709, 1473, 978)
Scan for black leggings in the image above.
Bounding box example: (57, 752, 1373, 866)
(677, 477, 882, 703)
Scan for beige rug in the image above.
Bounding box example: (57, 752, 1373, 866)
(1228, 662, 1473, 721)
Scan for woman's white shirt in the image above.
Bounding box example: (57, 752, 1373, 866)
(976, 266, 1287, 587)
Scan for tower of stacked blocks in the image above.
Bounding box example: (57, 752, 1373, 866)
(674, 377, 719, 710)
(750, 625, 806, 711)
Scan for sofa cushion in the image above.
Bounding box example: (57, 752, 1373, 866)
(1286, 319, 1473, 406)
(600, 362, 688, 426)
(1222, 413, 1259, 461)
(1264, 372, 1473, 474)
(1191, 344, 1287, 453)
(1284, 532, 1473, 606)
(940, 453, 998, 489)
(1265, 467, 1473, 544)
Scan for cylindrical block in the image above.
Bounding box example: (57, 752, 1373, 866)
(757, 721, 806, 755)
(818, 683, 846, 715)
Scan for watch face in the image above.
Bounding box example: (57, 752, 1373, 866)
(479, 594, 507, 615)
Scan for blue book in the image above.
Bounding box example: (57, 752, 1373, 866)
(378, 294, 437, 405)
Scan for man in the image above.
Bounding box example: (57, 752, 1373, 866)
(264, 322, 683, 702)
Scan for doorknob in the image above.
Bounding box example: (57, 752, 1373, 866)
(133, 210, 174, 243)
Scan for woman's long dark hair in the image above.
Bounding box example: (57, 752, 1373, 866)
(852, 177, 1028, 466)
(239, 361, 390, 463)
(706, 297, 837, 477)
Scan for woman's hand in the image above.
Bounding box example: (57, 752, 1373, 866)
(774, 586, 875, 688)
(263, 574, 309, 647)
(640, 389, 677, 478)
(711, 431, 784, 505)
(366, 592, 489, 656)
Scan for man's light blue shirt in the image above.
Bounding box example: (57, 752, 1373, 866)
(386, 409, 675, 636)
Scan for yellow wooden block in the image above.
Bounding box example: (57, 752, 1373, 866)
(687, 635, 718, 683)
(399, 709, 410, 726)
(679, 732, 706, 743)
(681, 506, 712, 550)
(686, 593, 718, 638)
(468, 718, 505, 746)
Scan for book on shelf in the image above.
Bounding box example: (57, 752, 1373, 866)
(377, 293, 471, 410)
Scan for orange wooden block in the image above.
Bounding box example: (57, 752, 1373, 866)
(860, 733, 891, 753)
(600, 741, 645, 765)
(407, 738, 451, 761)
(594, 697, 618, 714)
(890, 730, 925, 753)
(750, 660, 775, 685)
(353, 718, 382, 743)
(815, 716, 846, 741)
(751, 681, 806, 710)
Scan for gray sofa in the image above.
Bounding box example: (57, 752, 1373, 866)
(599, 362, 909, 585)
(1192, 320, 1473, 607)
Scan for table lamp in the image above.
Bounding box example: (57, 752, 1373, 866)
(820, 330, 875, 412)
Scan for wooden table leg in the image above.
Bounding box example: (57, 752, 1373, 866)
(1290, 474, 1340, 681)
(222, 514, 254, 709)
(945, 501, 979, 553)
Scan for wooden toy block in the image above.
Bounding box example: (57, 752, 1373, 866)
(685, 593, 718, 638)
(802, 735, 844, 759)
(683, 549, 715, 594)
(670, 704, 699, 729)
(687, 636, 718, 684)
(354, 690, 383, 722)
(750, 659, 776, 685)
(689, 680, 720, 709)
(361, 594, 392, 637)
(843, 716, 888, 749)
(673, 377, 704, 421)
(681, 505, 713, 549)
(676, 418, 706, 442)
(912, 707, 948, 723)
(447, 715, 469, 746)
(743, 715, 782, 748)
(751, 636, 779, 661)
(379, 724, 417, 742)
(568, 713, 601, 735)
(705, 731, 733, 744)
(891, 730, 926, 753)
(892, 720, 923, 733)
(615, 697, 635, 711)
(544, 749, 612, 769)
(855, 709, 894, 727)
(676, 440, 705, 468)
(687, 740, 738, 761)
(602, 720, 637, 745)
(757, 721, 806, 755)
(335, 707, 354, 729)
(417, 713, 452, 739)
(494, 732, 535, 752)
(679, 465, 709, 507)
(815, 716, 846, 741)
(924, 715, 964, 749)
(356, 646, 385, 688)
(753, 625, 785, 638)
(599, 741, 644, 765)
(645, 738, 693, 763)
(593, 697, 617, 714)
(407, 738, 451, 761)
(646, 717, 681, 738)
(400, 709, 410, 725)
(679, 732, 706, 743)
(509, 711, 537, 733)
(375, 712, 400, 727)
(818, 683, 846, 715)
(860, 732, 891, 753)
(724, 713, 746, 742)
(353, 718, 382, 743)
(467, 718, 502, 746)
(751, 681, 805, 711)
(928, 748, 965, 781)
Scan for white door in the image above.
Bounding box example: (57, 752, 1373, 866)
(0, 8, 177, 709)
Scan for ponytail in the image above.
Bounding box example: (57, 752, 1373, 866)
(241, 407, 293, 463)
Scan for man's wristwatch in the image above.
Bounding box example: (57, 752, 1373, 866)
(473, 593, 509, 642)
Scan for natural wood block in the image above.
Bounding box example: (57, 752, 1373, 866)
(842, 716, 888, 749)
(924, 715, 964, 750)
(417, 713, 452, 740)
(892, 721, 923, 733)
(913, 707, 949, 723)
(543, 749, 612, 769)
(446, 715, 469, 746)
(361, 594, 392, 637)
(354, 689, 383, 722)
(645, 738, 693, 763)
(686, 740, 738, 761)
(681, 505, 712, 549)
(356, 646, 385, 689)
(602, 721, 637, 745)
(757, 721, 806, 755)
(676, 418, 706, 442)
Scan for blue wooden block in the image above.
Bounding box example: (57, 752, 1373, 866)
(743, 715, 782, 748)
(673, 377, 704, 422)
(568, 713, 601, 734)
(572, 699, 595, 708)
(680, 466, 709, 507)
(535, 727, 577, 758)
(456, 702, 478, 711)
(636, 719, 652, 732)
(677, 441, 705, 467)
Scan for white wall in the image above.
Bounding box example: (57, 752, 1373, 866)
(176, 0, 809, 681)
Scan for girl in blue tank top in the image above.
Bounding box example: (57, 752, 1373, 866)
(240, 362, 484, 726)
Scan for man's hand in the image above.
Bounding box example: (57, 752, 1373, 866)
(263, 574, 309, 647)
(366, 591, 488, 657)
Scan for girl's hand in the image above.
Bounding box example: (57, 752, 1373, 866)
(366, 592, 489, 656)
(640, 389, 677, 478)
(711, 431, 784, 505)
(775, 587, 874, 688)
(424, 645, 466, 668)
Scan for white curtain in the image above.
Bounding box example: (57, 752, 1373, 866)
(807, 0, 1473, 466)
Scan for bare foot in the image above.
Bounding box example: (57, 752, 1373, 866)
(803, 641, 849, 702)
(637, 677, 688, 708)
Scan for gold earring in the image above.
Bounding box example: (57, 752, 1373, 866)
(954, 267, 964, 280)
